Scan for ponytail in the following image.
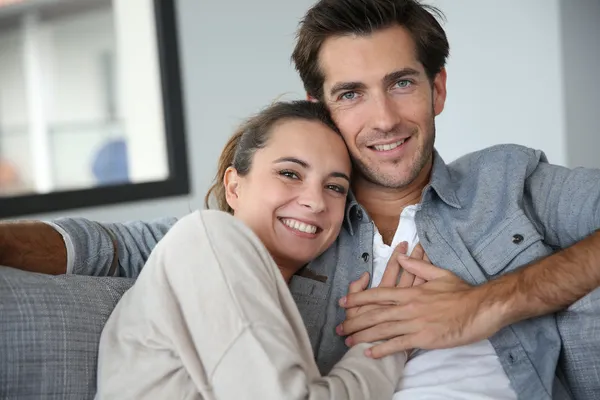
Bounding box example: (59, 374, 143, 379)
(204, 128, 244, 213)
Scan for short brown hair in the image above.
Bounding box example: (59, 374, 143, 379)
(204, 100, 340, 213)
(292, 0, 449, 101)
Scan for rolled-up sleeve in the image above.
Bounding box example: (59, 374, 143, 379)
(526, 154, 600, 248)
(49, 217, 178, 278)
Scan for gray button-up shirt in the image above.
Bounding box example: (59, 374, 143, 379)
(55, 144, 600, 400)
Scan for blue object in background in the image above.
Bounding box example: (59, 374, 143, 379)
(91, 138, 129, 185)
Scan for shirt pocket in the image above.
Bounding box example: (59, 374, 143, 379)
(472, 209, 550, 276)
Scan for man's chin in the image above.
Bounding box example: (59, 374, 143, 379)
(356, 164, 417, 189)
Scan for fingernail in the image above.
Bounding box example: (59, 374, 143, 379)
(336, 324, 344, 335)
(364, 348, 372, 358)
(345, 336, 353, 347)
(339, 296, 347, 306)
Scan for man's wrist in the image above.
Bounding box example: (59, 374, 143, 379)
(474, 275, 524, 330)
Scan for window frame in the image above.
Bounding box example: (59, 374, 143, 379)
(0, 0, 190, 218)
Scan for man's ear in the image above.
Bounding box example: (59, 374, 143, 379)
(432, 68, 448, 117)
(224, 166, 241, 211)
(306, 93, 319, 103)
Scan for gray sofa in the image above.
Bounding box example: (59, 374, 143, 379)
(0, 266, 132, 399)
(2, 264, 599, 399)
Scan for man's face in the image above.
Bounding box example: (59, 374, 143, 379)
(318, 25, 447, 189)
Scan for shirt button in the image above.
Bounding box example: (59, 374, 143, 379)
(361, 252, 370, 262)
(356, 209, 363, 221)
(508, 352, 516, 364)
(512, 234, 524, 244)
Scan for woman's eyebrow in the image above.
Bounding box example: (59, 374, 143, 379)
(273, 157, 309, 168)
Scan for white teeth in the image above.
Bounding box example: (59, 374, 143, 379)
(373, 139, 406, 152)
(281, 218, 318, 234)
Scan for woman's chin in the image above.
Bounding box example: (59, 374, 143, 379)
(274, 248, 320, 270)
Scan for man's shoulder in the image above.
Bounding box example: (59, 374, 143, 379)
(436, 144, 549, 210)
(447, 143, 546, 174)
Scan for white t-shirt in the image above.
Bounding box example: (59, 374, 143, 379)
(370, 205, 518, 399)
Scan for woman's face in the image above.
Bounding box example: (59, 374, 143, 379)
(226, 119, 351, 269)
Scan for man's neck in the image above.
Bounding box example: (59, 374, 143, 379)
(353, 159, 432, 245)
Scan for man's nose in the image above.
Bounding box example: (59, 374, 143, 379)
(371, 93, 402, 133)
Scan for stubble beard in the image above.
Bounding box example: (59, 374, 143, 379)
(355, 120, 436, 190)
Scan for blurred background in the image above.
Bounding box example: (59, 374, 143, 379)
(0, 0, 169, 197)
(1, 0, 598, 221)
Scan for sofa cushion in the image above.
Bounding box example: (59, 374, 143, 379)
(0, 266, 133, 400)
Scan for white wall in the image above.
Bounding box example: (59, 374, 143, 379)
(431, 0, 566, 165)
(18, 0, 596, 222)
(560, 0, 600, 169)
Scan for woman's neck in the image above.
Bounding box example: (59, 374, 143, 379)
(272, 259, 302, 284)
(278, 266, 295, 284)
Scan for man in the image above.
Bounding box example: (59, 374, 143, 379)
(1, 0, 599, 399)
(290, 0, 600, 398)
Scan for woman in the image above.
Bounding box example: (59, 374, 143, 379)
(96, 100, 409, 399)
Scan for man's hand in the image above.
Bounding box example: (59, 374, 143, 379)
(344, 242, 427, 323)
(337, 256, 505, 359)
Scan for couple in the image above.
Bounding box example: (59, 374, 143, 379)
(95, 100, 429, 398)
(4, 0, 600, 398)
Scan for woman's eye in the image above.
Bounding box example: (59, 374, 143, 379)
(279, 170, 299, 179)
(327, 184, 347, 194)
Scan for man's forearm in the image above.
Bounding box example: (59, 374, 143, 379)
(0, 221, 67, 274)
(485, 230, 600, 326)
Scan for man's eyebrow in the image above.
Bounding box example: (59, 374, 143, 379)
(329, 68, 422, 98)
(383, 68, 421, 86)
(329, 81, 367, 98)
(274, 157, 350, 182)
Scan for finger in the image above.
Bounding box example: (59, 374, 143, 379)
(413, 277, 427, 286)
(346, 304, 383, 319)
(340, 287, 413, 308)
(344, 272, 371, 320)
(423, 252, 431, 263)
(346, 319, 420, 346)
(342, 303, 387, 327)
(366, 335, 416, 359)
(342, 307, 399, 336)
(348, 272, 370, 294)
(397, 267, 416, 288)
(379, 241, 408, 287)
(410, 243, 424, 259)
(340, 305, 414, 336)
(397, 256, 449, 281)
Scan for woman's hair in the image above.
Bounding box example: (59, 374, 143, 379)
(204, 100, 340, 213)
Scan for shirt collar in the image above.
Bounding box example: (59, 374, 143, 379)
(343, 149, 462, 235)
(427, 149, 462, 209)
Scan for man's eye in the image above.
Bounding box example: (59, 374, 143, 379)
(340, 92, 357, 101)
(396, 80, 411, 88)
